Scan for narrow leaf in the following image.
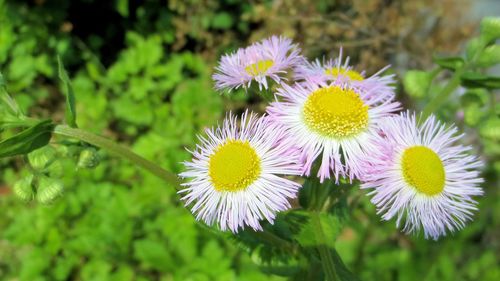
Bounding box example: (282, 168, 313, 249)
(0, 72, 23, 117)
(433, 56, 465, 71)
(460, 72, 500, 89)
(330, 248, 361, 281)
(0, 120, 54, 158)
(57, 56, 77, 128)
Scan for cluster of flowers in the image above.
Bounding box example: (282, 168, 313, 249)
(179, 36, 483, 240)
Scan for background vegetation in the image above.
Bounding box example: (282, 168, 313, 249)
(0, 0, 498, 280)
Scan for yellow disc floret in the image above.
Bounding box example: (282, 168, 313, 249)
(401, 146, 446, 196)
(302, 86, 369, 138)
(209, 140, 261, 192)
(325, 68, 364, 81)
(245, 60, 274, 76)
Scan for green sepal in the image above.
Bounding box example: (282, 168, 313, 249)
(28, 145, 57, 170)
(46, 160, 64, 178)
(57, 56, 78, 128)
(480, 17, 500, 44)
(433, 56, 465, 71)
(0, 119, 54, 158)
(13, 175, 35, 202)
(77, 147, 100, 169)
(36, 176, 64, 204)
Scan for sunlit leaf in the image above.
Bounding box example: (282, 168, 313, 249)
(57, 56, 78, 128)
(0, 119, 54, 158)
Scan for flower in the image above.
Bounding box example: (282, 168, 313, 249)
(179, 111, 302, 233)
(361, 112, 483, 240)
(295, 48, 396, 103)
(267, 80, 400, 182)
(212, 35, 303, 92)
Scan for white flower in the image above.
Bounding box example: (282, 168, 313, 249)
(361, 112, 484, 239)
(179, 111, 302, 233)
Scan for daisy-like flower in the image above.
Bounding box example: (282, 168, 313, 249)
(212, 35, 303, 92)
(179, 111, 302, 233)
(361, 112, 483, 240)
(267, 80, 400, 182)
(295, 49, 396, 103)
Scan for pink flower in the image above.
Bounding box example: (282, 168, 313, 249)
(361, 112, 483, 240)
(267, 79, 400, 182)
(295, 48, 396, 103)
(213, 36, 304, 92)
(179, 111, 302, 233)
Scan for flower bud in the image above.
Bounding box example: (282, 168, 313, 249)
(28, 146, 57, 171)
(480, 17, 500, 44)
(77, 147, 100, 169)
(46, 160, 64, 178)
(36, 176, 64, 204)
(13, 175, 35, 202)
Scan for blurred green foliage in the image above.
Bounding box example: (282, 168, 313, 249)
(0, 0, 498, 281)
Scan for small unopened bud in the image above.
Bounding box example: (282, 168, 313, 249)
(36, 176, 64, 204)
(28, 146, 57, 170)
(77, 147, 100, 169)
(481, 17, 500, 44)
(46, 160, 64, 178)
(13, 175, 35, 202)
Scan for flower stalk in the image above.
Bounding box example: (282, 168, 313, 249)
(53, 125, 182, 189)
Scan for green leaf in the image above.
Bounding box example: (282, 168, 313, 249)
(403, 70, 433, 98)
(460, 72, 500, 89)
(295, 212, 342, 248)
(212, 12, 233, 29)
(0, 71, 23, 117)
(116, 0, 129, 17)
(479, 117, 500, 140)
(57, 56, 77, 128)
(330, 248, 361, 281)
(476, 45, 500, 67)
(433, 56, 465, 71)
(480, 17, 500, 44)
(133, 239, 173, 272)
(0, 119, 54, 158)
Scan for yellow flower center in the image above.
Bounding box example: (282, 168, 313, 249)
(245, 60, 274, 76)
(209, 140, 261, 192)
(401, 146, 446, 196)
(302, 86, 369, 138)
(325, 68, 364, 81)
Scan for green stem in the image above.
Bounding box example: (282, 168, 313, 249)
(422, 39, 489, 118)
(252, 230, 295, 253)
(421, 70, 463, 118)
(311, 211, 338, 281)
(53, 125, 181, 189)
